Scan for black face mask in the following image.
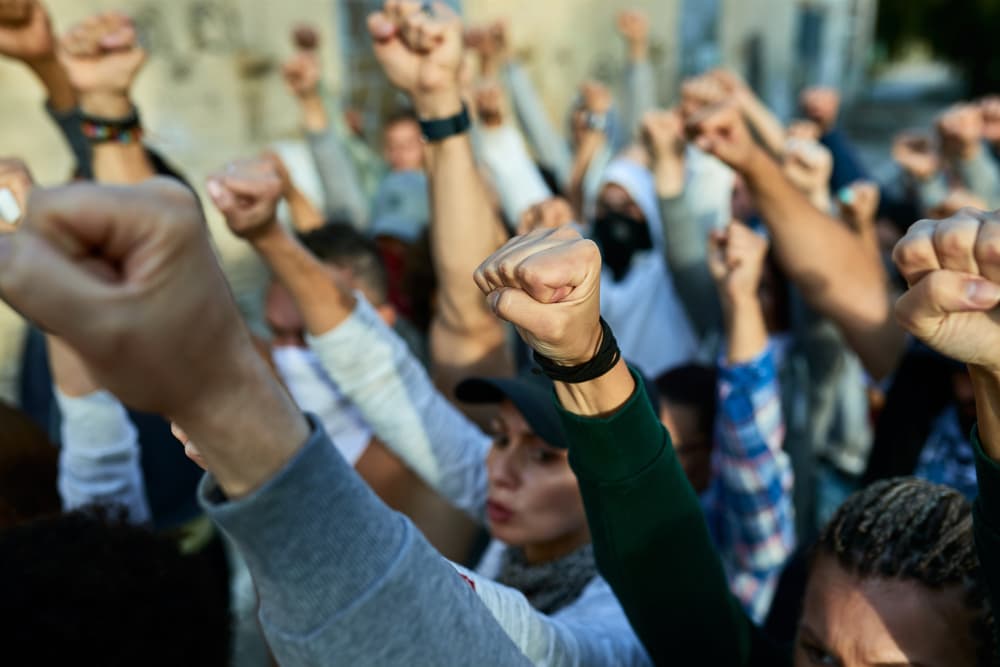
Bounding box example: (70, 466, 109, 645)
(592, 211, 652, 282)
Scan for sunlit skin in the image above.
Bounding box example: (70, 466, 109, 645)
(485, 400, 591, 564)
(795, 554, 977, 667)
(659, 399, 712, 493)
(383, 118, 425, 172)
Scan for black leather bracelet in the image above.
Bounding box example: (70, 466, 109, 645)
(419, 104, 471, 142)
(533, 318, 621, 384)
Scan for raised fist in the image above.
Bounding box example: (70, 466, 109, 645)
(617, 9, 649, 55)
(641, 109, 686, 162)
(782, 137, 833, 198)
(937, 104, 984, 161)
(282, 50, 320, 99)
(475, 226, 603, 366)
(292, 24, 319, 51)
(837, 180, 880, 235)
(207, 158, 283, 241)
(517, 197, 574, 236)
(893, 209, 1000, 372)
(0, 157, 33, 228)
(686, 101, 759, 173)
(580, 80, 612, 115)
(800, 86, 840, 133)
(59, 12, 146, 115)
(474, 81, 504, 128)
(0, 180, 252, 419)
(0, 0, 55, 63)
(892, 132, 940, 182)
(981, 96, 1000, 145)
(368, 0, 464, 118)
(707, 220, 770, 305)
(680, 74, 728, 119)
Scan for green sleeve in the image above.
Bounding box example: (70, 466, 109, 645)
(558, 368, 789, 666)
(972, 428, 1000, 655)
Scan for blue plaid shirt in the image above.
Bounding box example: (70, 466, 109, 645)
(701, 345, 795, 624)
(915, 405, 978, 500)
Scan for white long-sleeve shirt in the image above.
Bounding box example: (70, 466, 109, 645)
(307, 296, 651, 667)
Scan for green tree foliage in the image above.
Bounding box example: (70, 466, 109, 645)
(877, 0, 1000, 95)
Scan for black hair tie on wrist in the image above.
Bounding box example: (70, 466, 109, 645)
(533, 318, 621, 384)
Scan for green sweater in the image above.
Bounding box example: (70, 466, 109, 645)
(557, 369, 1000, 666)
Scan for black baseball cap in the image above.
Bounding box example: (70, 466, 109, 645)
(456, 371, 570, 449)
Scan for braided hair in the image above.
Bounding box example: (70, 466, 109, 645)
(818, 477, 994, 666)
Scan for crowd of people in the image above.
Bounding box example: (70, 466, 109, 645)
(2, 0, 1000, 665)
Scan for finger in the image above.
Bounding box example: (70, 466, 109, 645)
(975, 215, 1000, 284)
(515, 238, 600, 304)
(488, 287, 567, 338)
(932, 209, 983, 275)
(893, 219, 941, 286)
(895, 270, 1000, 335)
(206, 178, 236, 213)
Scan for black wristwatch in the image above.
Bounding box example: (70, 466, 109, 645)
(419, 104, 471, 142)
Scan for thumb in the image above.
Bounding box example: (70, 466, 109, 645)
(896, 271, 1000, 332)
(488, 287, 566, 341)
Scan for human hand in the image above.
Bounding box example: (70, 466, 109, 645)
(783, 137, 833, 199)
(259, 150, 294, 197)
(474, 81, 504, 127)
(282, 50, 321, 99)
(800, 86, 840, 133)
(892, 132, 940, 182)
(368, 0, 464, 119)
(707, 220, 770, 305)
(893, 209, 1000, 373)
(837, 180, 880, 235)
(680, 74, 728, 118)
(581, 80, 612, 115)
(517, 197, 574, 235)
(0, 0, 55, 63)
(787, 119, 822, 142)
(207, 158, 284, 242)
(0, 157, 33, 228)
(617, 9, 649, 60)
(685, 101, 761, 173)
(642, 109, 686, 163)
(937, 104, 984, 161)
(474, 226, 603, 366)
(980, 96, 1000, 145)
(59, 12, 146, 117)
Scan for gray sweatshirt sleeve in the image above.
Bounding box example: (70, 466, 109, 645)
(503, 62, 573, 190)
(305, 126, 371, 229)
(55, 389, 150, 525)
(659, 193, 723, 342)
(475, 123, 554, 223)
(307, 296, 492, 520)
(620, 60, 656, 147)
(199, 419, 530, 667)
(45, 103, 93, 179)
(957, 143, 1000, 208)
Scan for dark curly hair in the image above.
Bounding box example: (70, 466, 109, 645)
(818, 477, 994, 666)
(0, 402, 61, 529)
(0, 509, 231, 665)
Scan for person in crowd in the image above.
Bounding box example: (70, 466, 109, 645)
(474, 213, 997, 666)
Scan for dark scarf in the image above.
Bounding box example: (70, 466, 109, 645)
(495, 544, 598, 615)
(592, 211, 652, 282)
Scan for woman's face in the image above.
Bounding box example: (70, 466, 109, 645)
(485, 401, 590, 564)
(795, 554, 977, 667)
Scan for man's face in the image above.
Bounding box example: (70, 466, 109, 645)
(659, 399, 712, 493)
(383, 120, 424, 172)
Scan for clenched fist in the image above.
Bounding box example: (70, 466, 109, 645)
(642, 109, 686, 163)
(475, 226, 603, 366)
(893, 209, 1000, 372)
(707, 220, 770, 305)
(368, 0, 464, 119)
(0, 0, 54, 63)
(686, 101, 760, 173)
(617, 9, 648, 60)
(207, 158, 284, 241)
(282, 50, 321, 99)
(800, 87, 840, 133)
(783, 138, 833, 201)
(892, 132, 939, 182)
(937, 104, 984, 162)
(59, 12, 146, 117)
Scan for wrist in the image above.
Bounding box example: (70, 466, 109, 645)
(413, 90, 464, 121)
(79, 91, 133, 119)
(652, 156, 685, 197)
(247, 220, 289, 252)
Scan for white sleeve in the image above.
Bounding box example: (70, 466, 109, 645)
(475, 123, 554, 223)
(452, 566, 652, 667)
(56, 389, 151, 525)
(307, 296, 492, 520)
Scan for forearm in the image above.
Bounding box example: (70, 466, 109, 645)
(200, 418, 529, 666)
(622, 60, 655, 141)
(746, 148, 901, 378)
(285, 185, 326, 233)
(82, 95, 155, 184)
(307, 296, 491, 518)
(252, 224, 357, 335)
(502, 62, 573, 189)
(27, 56, 75, 113)
(740, 97, 785, 159)
(568, 131, 607, 217)
(723, 297, 769, 365)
